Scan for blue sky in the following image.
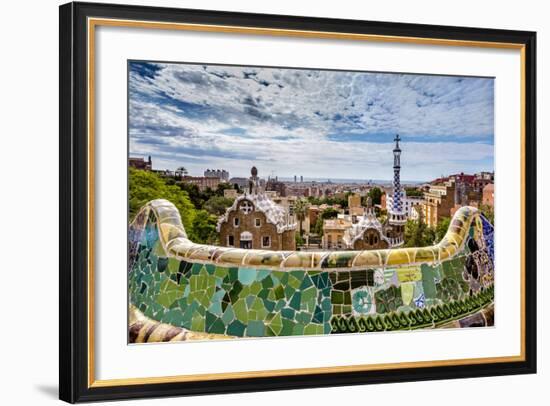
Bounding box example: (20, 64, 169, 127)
(129, 61, 494, 181)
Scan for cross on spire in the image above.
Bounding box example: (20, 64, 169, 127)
(394, 134, 401, 148)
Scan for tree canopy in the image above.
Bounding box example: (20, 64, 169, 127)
(435, 217, 451, 243)
(368, 187, 383, 205)
(129, 168, 222, 244)
(403, 209, 436, 248)
(321, 207, 339, 220)
(129, 167, 195, 233)
(293, 198, 308, 236)
(203, 195, 234, 216)
(405, 187, 423, 197)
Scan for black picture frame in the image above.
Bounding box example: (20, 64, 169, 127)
(59, 1, 537, 403)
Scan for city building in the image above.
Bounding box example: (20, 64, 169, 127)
(348, 193, 364, 216)
(422, 172, 489, 227)
(129, 156, 152, 170)
(386, 134, 405, 246)
(271, 195, 298, 225)
(344, 206, 392, 250)
(321, 218, 351, 249)
(229, 177, 249, 190)
(181, 176, 221, 192)
(385, 189, 424, 219)
(265, 177, 287, 197)
(410, 204, 422, 221)
(217, 167, 296, 250)
(303, 205, 320, 234)
(422, 181, 456, 227)
(322, 199, 401, 250)
(482, 183, 495, 207)
(204, 169, 229, 181)
(284, 183, 311, 197)
(473, 171, 494, 193)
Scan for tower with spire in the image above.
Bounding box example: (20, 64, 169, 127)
(388, 134, 405, 246)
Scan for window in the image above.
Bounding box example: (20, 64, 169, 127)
(255, 218, 261, 227)
(262, 236, 271, 248)
(227, 235, 234, 247)
(240, 200, 253, 214)
(233, 217, 239, 227)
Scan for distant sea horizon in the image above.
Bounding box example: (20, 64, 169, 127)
(148, 165, 428, 185)
(269, 177, 426, 185)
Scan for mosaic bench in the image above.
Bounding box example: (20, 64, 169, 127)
(128, 199, 494, 342)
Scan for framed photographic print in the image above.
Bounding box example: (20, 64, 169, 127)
(59, 1, 537, 403)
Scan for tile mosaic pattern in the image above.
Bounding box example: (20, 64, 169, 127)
(128, 305, 232, 343)
(129, 199, 495, 341)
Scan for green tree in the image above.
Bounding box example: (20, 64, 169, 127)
(307, 196, 322, 205)
(321, 207, 339, 220)
(293, 198, 308, 236)
(313, 216, 324, 235)
(175, 166, 188, 178)
(424, 227, 436, 246)
(435, 217, 451, 243)
(129, 167, 195, 232)
(295, 233, 305, 247)
(190, 210, 218, 244)
(403, 210, 436, 248)
(177, 182, 203, 208)
(215, 182, 236, 196)
(404, 219, 422, 247)
(368, 187, 383, 205)
(203, 195, 234, 216)
(405, 187, 423, 197)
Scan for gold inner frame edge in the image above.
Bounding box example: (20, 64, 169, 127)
(86, 17, 527, 388)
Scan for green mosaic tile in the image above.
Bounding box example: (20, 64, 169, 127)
(233, 299, 248, 322)
(292, 324, 305, 335)
(332, 291, 344, 304)
(273, 285, 285, 300)
(261, 276, 274, 289)
(227, 320, 246, 336)
(281, 307, 295, 319)
(207, 316, 226, 334)
(300, 275, 313, 290)
(288, 274, 301, 289)
(246, 320, 265, 337)
(301, 286, 317, 303)
(289, 291, 301, 310)
(238, 268, 256, 285)
(295, 311, 312, 324)
(221, 304, 235, 325)
(280, 319, 296, 335)
(191, 315, 205, 331)
(256, 269, 271, 281)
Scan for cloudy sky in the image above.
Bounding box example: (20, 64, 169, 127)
(129, 61, 494, 182)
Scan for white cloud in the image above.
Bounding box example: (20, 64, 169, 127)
(129, 62, 494, 181)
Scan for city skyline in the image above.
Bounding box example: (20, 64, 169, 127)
(129, 61, 494, 182)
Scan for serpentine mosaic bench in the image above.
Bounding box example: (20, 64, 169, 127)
(128, 199, 494, 343)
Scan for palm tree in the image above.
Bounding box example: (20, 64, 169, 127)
(175, 166, 188, 179)
(293, 198, 308, 236)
